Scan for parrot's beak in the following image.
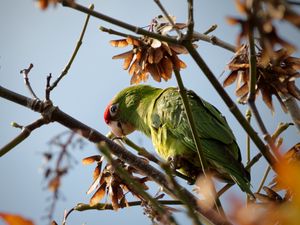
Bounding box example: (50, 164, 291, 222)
(107, 120, 135, 137)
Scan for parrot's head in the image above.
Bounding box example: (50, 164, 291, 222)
(104, 86, 145, 137)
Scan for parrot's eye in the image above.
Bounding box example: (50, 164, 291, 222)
(109, 104, 119, 116)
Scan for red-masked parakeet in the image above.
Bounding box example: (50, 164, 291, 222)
(104, 85, 251, 194)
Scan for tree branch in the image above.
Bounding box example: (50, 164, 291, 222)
(49, 4, 94, 91)
(0, 118, 47, 157)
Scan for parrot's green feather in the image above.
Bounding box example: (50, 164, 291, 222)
(110, 85, 252, 194)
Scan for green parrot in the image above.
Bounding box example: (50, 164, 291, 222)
(104, 85, 251, 194)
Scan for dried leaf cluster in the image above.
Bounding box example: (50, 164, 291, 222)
(111, 36, 187, 84)
(110, 16, 188, 84)
(82, 155, 150, 210)
(224, 44, 300, 112)
(227, 0, 300, 62)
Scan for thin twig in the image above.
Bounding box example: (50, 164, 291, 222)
(203, 24, 218, 35)
(98, 142, 180, 225)
(153, 0, 182, 37)
(99, 26, 139, 39)
(63, 200, 183, 224)
(271, 122, 293, 141)
(45, 73, 52, 101)
(247, 20, 278, 158)
(186, 0, 194, 40)
(20, 63, 38, 99)
(49, 4, 94, 91)
(173, 69, 208, 171)
(246, 109, 252, 166)
(256, 166, 271, 193)
(0, 118, 47, 157)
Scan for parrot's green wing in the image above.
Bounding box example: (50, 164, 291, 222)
(151, 87, 251, 194)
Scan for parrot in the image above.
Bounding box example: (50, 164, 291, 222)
(104, 85, 252, 194)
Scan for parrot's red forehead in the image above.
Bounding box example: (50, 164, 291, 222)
(103, 102, 111, 124)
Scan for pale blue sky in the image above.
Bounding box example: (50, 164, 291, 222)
(0, 1, 299, 224)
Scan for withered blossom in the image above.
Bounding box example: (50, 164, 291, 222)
(223, 44, 300, 112)
(227, 0, 299, 62)
(110, 16, 188, 84)
(82, 155, 150, 210)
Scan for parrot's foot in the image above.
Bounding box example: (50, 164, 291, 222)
(167, 155, 182, 170)
(167, 155, 200, 184)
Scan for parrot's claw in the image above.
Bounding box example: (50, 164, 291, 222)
(167, 156, 182, 170)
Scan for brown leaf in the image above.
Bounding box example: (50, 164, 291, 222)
(90, 183, 106, 206)
(147, 64, 161, 82)
(126, 36, 141, 46)
(123, 52, 134, 70)
(147, 48, 155, 64)
(287, 81, 300, 100)
(235, 82, 249, 97)
(87, 174, 101, 195)
(110, 39, 128, 48)
(261, 87, 274, 112)
(82, 155, 102, 165)
(169, 44, 188, 54)
(48, 177, 60, 192)
(0, 213, 34, 225)
(160, 57, 173, 81)
(112, 50, 134, 60)
(263, 186, 283, 202)
(223, 71, 238, 87)
(154, 48, 163, 64)
(95, 162, 102, 178)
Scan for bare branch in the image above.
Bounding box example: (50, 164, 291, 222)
(20, 63, 38, 99)
(0, 118, 47, 157)
(49, 4, 94, 91)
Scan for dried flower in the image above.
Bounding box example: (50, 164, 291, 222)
(110, 16, 188, 84)
(227, 0, 299, 62)
(224, 44, 300, 112)
(82, 155, 150, 210)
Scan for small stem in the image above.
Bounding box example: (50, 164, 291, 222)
(173, 69, 208, 172)
(256, 166, 271, 193)
(98, 142, 179, 225)
(247, 23, 278, 158)
(186, 0, 194, 40)
(0, 118, 47, 157)
(50, 4, 94, 91)
(246, 109, 251, 165)
(20, 63, 38, 99)
(271, 122, 293, 141)
(74, 200, 183, 211)
(192, 32, 236, 52)
(203, 24, 218, 35)
(99, 26, 139, 39)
